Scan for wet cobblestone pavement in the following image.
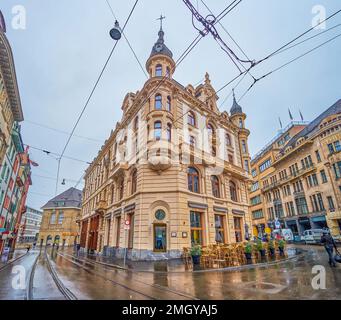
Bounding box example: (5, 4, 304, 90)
(0, 245, 340, 300)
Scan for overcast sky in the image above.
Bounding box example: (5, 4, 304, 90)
(1, 0, 340, 209)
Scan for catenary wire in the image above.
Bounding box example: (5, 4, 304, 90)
(238, 32, 341, 102)
(105, 0, 148, 78)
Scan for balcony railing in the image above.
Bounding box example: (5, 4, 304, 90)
(261, 164, 316, 192)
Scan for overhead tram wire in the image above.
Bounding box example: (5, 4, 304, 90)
(55, 0, 140, 195)
(25, 144, 92, 164)
(63, 3, 243, 194)
(238, 32, 341, 103)
(256, 8, 341, 65)
(212, 8, 341, 103)
(105, 0, 148, 78)
(139, 2, 245, 127)
(199, 0, 256, 105)
(24, 120, 104, 143)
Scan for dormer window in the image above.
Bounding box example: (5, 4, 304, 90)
(155, 94, 162, 110)
(155, 64, 162, 77)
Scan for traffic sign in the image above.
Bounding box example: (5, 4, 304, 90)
(275, 220, 281, 229)
(124, 219, 130, 226)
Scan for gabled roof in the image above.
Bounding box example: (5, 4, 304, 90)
(41, 187, 82, 210)
(284, 99, 341, 150)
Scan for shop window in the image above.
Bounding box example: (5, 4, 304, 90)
(190, 211, 203, 245)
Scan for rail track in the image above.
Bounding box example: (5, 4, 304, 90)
(44, 250, 77, 300)
(57, 251, 198, 300)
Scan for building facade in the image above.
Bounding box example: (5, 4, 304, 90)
(19, 206, 43, 243)
(39, 188, 82, 247)
(0, 12, 32, 253)
(79, 26, 253, 260)
(251, 100, 341, 238)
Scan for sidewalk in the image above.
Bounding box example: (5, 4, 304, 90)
(65, 245, 301, 273)
(0, 249, 27, 268)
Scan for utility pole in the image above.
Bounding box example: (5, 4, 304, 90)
(55, 157, 61, 196)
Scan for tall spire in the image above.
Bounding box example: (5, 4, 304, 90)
(230, 89, 243, 116)
(149, 15, 173, 59)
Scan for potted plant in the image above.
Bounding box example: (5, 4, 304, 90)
(190, 245, 202, 265)
(257, 239, 266, 257)
(244, 242, 252, 260)
(278, 239, 285, 256)
(268, 240, 275, 256)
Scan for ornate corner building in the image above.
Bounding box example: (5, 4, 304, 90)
(250, 101, 341, 239)
(79, 26, 253, 260)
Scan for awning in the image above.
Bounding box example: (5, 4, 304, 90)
(311, 216, 326, 223)
(298, 217, 310, 224)
(213, 206, 228, 213)
(188, 202, 208, 210)
(286, 220, 297, 226)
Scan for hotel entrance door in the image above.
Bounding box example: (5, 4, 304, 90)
(154, 224, 167, 252)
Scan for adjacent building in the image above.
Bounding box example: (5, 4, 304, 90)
(0, 11, 32, 253)
(19, 206, 43, 243)
(250, 100, 341, 238)
(79, 25, 253, 260)
(39, 187, 82, 247)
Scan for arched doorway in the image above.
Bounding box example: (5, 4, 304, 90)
(54, 235, 60, 245)
(153, 223, 167, 252)
(46, 235, 52, 246)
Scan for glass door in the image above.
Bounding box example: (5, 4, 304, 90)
(154, 224, 167, 252)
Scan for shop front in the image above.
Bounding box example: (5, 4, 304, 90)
(298, 217, 311, 234)
(311, 215, 328, 229)
(285, 219, 299, 236)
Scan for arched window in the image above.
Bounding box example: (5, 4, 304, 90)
(211, 176, 220, 198)
(131, 169, 137, 194)
(230, 181, 238, 202)
(239, 118, 243, 128)
(154, 121, 162, 140)
(155, 64, 162, 77)
(50, 212, 56, 224)
(226, 133, 231, 146)
(187, 167, 200, 193)
(207, 123, 215, 136)
(166, 96, 171, 112)
(166, 66, 171, 78)
(134, 116, 138, 131)
(166, 123, 172, 142)
(58, 211, 64, 224)
(155, 94, 162, 110)
(119, 178, 124, 200)
(188, 111, 196, 126)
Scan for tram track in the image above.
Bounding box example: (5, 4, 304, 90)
(44, 250, 77, 300)
(57, 251, 198, 300)
(56, 251, 156, 300)
(26, 252, 40, 300)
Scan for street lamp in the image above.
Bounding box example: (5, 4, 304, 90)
(110, 20, 122, 40)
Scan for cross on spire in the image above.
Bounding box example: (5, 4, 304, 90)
(157, 14, 166, 30)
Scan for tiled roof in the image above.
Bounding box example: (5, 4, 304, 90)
(41, 187, 82, 209)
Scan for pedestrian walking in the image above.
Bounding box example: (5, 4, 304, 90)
(26, 245, 30, 253)
(76, 243, 81, 256)
(321, 231, 337, 267)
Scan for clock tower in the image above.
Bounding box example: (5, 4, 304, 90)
(146, 16, 175, 79)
